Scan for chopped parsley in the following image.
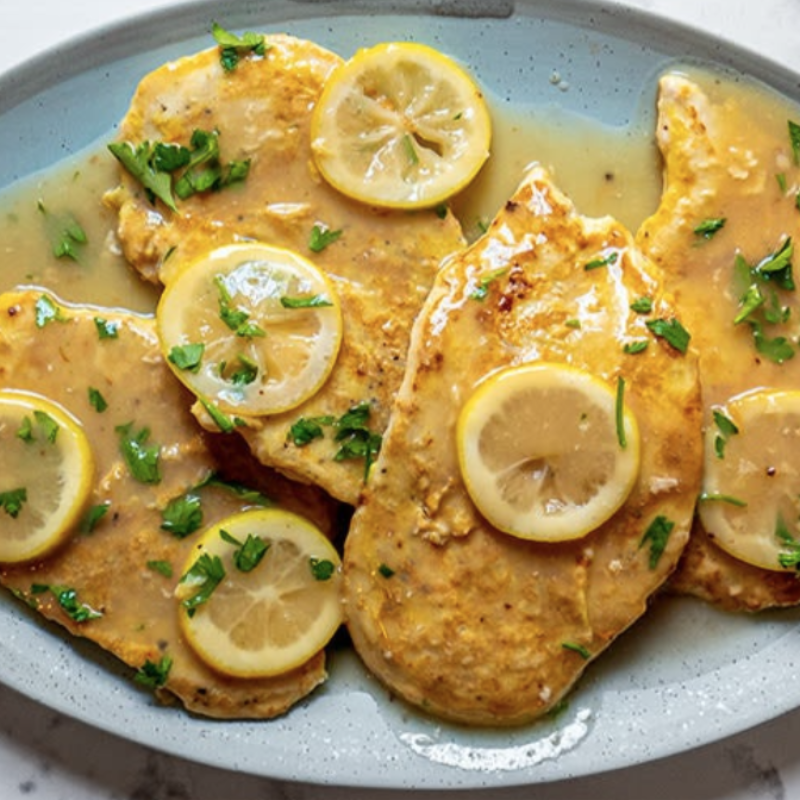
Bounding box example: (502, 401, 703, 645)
(776, 514, 800, 569)
(309, 557, 336, 581)
(161, 493, 203, 538)
(88, 387, 108, 413)
(115, 422, 161, 484)
(135, 655, 173, 688)
(223, 354, 259, 386)
(623, 339, 648, 355)
(94, 316, 120, 340)
(287, 404, 382, 481)
(179, 553, 226, 616)
(32, 583, 102, 623)
(630, 296, 653, 314)
(220, 528, 269, 572)
(16, 416, 34, 442)
(470, 267, 508, 301)
(0, 488, 27, 519)
(561, 641, 591, 660)
(215, 275, 266, 338)
(584, 251, 619, 271)
(108, 128, 250, 211)
(37, 201, 87, 261)
(17, 411, 59, 443)
(168, 343, 205, 373)
(732, 242, 795, 363)
(146, 560, 174, 578)
(280, 294, 334, 309)
(645, 317, 691, 353)
(615, 377, 627, 449)
(211, 22, 268, 72)
(80, 502, 110, 534)
(712, 409, 739, 459)
(698, 491, 747, 507)
(789, 119, 800, 165)
(34, 295, 66, 328)
(309, 224, 343, 253)
(639, 515, 675, 569)
(693, 217, 726, 239)
(199, 398, 246, 434)
(196, 473, 272, 506)
(378, 563, 395, 578)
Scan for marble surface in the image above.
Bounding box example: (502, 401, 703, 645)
(2, 1, 800, 798)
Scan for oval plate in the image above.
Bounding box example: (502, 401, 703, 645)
(2, 0, 800, 790)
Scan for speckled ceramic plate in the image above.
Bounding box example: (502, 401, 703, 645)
(2, 0, 800, 789)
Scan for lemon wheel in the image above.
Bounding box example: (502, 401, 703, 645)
(157, 243, 343, 416)
(700, 390, 800, 572)
(176, 508, 343, 678)
(457, 363, 640, 541)
(311, 41, 492, 209)
(0, 390, 94, 563)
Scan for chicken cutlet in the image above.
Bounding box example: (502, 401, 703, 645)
(0, 289, 340, 718)
(105, 33, 466, 506)
(637, 73, 800, 611)
(343, 165, 703, 726)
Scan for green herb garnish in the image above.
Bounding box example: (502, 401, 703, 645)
(378, 563, 395, 578)
(161, 493, 203, 538)
(623, 340, 648, 355)
(693, 217, 726, 239)
(146, 560, 174, 578)
(94, 317, 120, 340)
(562, 642, 591, 659)
(584, 251, 619, 271)
(470, 268, 508, 301)
(615, 377, 627, 448)
(88, 387, 108, 413)
(645, 317, 691, 353)
(168, 343, 205, 373)
(80, 502, 110, 534)
(309, 224, 343, 253)
(32, 584, 102, 623)
(310, 557, 336, 581)
(639, 515, 675, 569)
(280, 294, 334, 309)
(0, 488, 27, 519)
(135, 655, 173, 688)
(630, 296, 653, 314)
(211, 22, 268, 72)
(220, 529, 269, 572)
(34, 295, 66, 328)
(115, 422, 161, 484)
(179, 553, 226, 617)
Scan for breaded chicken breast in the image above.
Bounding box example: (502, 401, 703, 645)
(343, 166, 703, 726)
(105, 33, 466, 506)
(637, 74, 800, 611)
(0, 290, 339, 718)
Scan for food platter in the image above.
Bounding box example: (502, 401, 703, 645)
(2, 0, 800, 790)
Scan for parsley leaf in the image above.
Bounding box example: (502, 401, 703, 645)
(584, 251, 619, 270)
(88, 387, 108, 412)
(198, 398, 245, 434)
(698, 492, 747, 507)
(94, 317, 120, 340)
(168, 343, 205, 373)
(115, 422, 161, 484)
(623, 340, 648, 355)
(35, 295, 66, 328)
(378, 563, 395, 578)
(38, 202, 88, 261)
(639, 515, 675, 569)
(161, 493, 203, 538)
(219, 529, 269, 572)
(287, 416, 334, 446)
(470, 268, 508, 301)
(562, 641, 591, 659)
(211, 22, 268, 72)
(776, 514, 800, 569)
(280, 294, 334, 309)
(108, 141, 178, 212)
(631, 295, 654, 314)
(215, 275, 266, 338)
(645, 317, 691, 353)
(615, 377, 628, 449)
(32, 584, 102, 623)
(147, 560, 174, 578)
(789, 119, 800, 165)
(693, 217, 726, 239)
(81, 502, 110, 534)
(33, 410, 59, 443)
(309, 224, 343, 253)
(197, 474, 272, 506)
(712, 409, 738, 459)
(135, 655, 173, 688)
(179, 553, 226, 616)
(309, 557, 335, 581)
(0, 488, 27, 518)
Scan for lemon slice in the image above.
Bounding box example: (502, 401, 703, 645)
(456, 363, 640, 541)
(310, 41, 492, 209)
(157, 243, 343, 416)
(176, 508, 343, 678)
(0, 390, 94, 563)
(699, 390, 800, 572)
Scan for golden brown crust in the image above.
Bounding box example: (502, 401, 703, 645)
(343, 166, 703, 726)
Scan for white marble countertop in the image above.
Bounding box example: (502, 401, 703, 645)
(2, 1, 800, 798)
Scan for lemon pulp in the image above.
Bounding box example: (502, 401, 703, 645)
(457, 363, 640, 541)
(157, 243, 343, 416)
(176, 508, 343, 678)
(700, 389, 800, 572)
(311, 41, 492, 209)
(0, 390, 94, 563)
